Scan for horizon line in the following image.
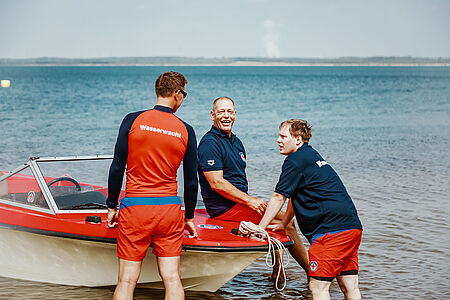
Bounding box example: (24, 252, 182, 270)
(1, 55, 450, 60)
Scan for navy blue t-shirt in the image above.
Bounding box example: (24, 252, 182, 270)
(275, 143, 362, 243)
(198, 126, 248, 217)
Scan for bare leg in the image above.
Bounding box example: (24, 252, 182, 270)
(157, 256, 184, 300)
(270, 249, 282, 279)
(272, 210, 309, 274)
(337, 275, 361, 299)
(309, 278, 332, 300)
(114, 259, 142, 300)
(284, 220, 309, 273)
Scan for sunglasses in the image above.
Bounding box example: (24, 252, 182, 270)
(178, 89, 187, 99)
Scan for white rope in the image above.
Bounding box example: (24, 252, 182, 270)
(239, 221, 290, 291)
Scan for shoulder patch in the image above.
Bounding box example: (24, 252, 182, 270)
(239, 152, 246, 162)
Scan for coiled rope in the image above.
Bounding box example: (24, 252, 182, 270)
(239, 221, 290, 291)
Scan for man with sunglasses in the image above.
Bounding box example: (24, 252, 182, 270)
(107, 71, 198, 300)
(197, 97, 310, 276)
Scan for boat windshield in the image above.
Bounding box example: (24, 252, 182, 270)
(3, 157, 202, 211)
(0, 166, 50, 210)
(36, 158, 122, 210)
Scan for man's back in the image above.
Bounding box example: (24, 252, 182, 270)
(126, 107, 189, 197)
(107, 105, 197, 212)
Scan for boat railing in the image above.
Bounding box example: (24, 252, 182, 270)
(31, 155, 113, 162)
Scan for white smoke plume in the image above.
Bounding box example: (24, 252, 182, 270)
(261, 19, 280, 58)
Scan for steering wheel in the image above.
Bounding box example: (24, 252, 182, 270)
(47, 177, 81, 191)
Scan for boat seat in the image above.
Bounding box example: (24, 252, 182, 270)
(54, 191, 107, 210)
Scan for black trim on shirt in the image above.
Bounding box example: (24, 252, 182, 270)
(178, 119, 198, 219)
(106, 110, 144, 208)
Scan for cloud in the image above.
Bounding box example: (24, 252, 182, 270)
(261, 19, 280, 58)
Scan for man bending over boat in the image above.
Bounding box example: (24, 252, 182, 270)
(197, 97, 309, 275)
(107, 71, 198, 300)
(257, 119, 363, 300)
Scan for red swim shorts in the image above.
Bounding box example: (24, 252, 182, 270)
(308, 229, 362, 281)
(117, 201, 184, 261)
(213, 203, 262, 224)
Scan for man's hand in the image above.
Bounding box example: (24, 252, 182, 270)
(184, 218, 197, 238)
(107, 208, 119, 228)
(247, 196, 267, 215)
(267, 223, 284, 232)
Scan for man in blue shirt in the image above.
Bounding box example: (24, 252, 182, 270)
(258, 119, 363, 300)
(198, 97, 309, 275)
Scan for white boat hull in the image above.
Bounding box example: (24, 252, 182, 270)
(0, 227, 264, 292)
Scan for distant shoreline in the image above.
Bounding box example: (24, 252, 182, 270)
(1, 63, 450, 67)
(1, 56, 449, 67)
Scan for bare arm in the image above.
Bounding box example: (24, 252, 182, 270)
(267, 198, 295, 231)
(203, 170, 267, 215)
(281, 199, 295, 227)
(258, 192, 287, 229)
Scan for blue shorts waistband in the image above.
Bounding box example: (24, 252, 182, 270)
(311, 229, 356, 245)
(120, 196, 181, 209)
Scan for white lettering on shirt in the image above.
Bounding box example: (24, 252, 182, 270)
(140, 124, 182, 139)
(316, 160, 328, 167)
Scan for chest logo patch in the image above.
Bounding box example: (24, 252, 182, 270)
(316, 160, 328, 167)
(239, 152, 246, 162)
(207, 159, 215, 166)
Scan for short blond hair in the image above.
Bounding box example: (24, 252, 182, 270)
(212, 96, 235, 111)
(280, 119, 312, 142)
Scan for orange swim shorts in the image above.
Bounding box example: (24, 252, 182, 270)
(308, 229, 362, 281)
(213, 202, 262, 224)
(117, 197, 184, 261)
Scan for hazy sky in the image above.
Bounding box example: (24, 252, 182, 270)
(1, 0, 449, 58)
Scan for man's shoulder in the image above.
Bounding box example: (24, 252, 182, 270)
(234, 135, 245, 147)
(171, 114, 195, 131)
(231, 132, 243, 142)
(198, 131, 221, 151)
(287, 144, 329, 171)
(285, 148, 311, 168)
(119, 110, 148, 129)
(294, 144, 319, 157)
(199, 129, 218, 144)
(124, 110, 147, 120)
(284, 153, 301, 168)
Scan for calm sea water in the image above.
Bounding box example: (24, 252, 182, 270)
(0, 66, 449, 299)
